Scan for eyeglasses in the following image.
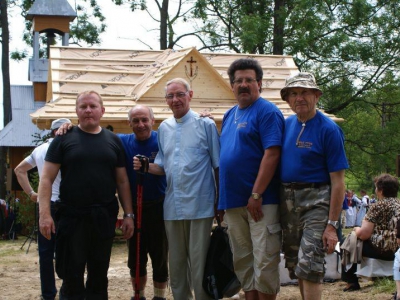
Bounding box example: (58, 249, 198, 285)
(165, 91, 189, 100)
(232, 78, 258, 85)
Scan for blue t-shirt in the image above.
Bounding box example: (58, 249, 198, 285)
(280, 110, 349, 183)
(342, 196, 349, 210)
(118, 131, 166, 202)
(218, 98, 284, 210)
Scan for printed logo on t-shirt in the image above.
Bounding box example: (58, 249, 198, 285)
(296, 141, 312, 149)
(236, 122, 247, 129)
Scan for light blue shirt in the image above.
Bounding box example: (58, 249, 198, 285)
(155, 110, 220, 220)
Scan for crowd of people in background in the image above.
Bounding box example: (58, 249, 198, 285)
(344, 189, 371, 231)
(341, 174, 400, 293)
(10, 57, 400, 300)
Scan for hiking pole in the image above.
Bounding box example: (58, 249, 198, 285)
(134, 155, 148, 299)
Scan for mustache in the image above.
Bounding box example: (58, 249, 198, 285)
(238, 88, 250, 94)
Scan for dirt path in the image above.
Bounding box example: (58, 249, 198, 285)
(0, 239, 394, 299)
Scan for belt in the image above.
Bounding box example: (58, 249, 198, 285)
(282, 182, 330, 190)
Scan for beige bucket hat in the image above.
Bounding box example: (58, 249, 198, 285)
(280, 72, 322, 100)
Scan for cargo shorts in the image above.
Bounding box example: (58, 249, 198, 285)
(225, 205, 281, 294)
(280, 184, 331, 283)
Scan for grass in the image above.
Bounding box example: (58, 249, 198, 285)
(342, 227, 353, 237)
(372, 277, 396, 295)
(340, 226, 396, 296)
(0, 240, 21, 256)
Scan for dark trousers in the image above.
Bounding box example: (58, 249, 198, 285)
(58, 216, 114, 300)
(128, 200, 168, 282)
(38, 202, 57, 300)
(341, 240, 394, 284)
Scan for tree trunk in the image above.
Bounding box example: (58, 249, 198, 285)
(273, 0, 285, 55)
(160, 0, 169, 49)
(0, 0, 12, 199)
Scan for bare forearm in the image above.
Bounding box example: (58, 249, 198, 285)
(38, 162, 60, 218)
(38, 179, 52, 217)
(252, 147, 280, 194)
(148, 163, 165, 175)
(15, 170, 36, 201)
(15, 171, 33, 195)
(14, 162, 37, 202)
(355, 220, 374, 240)
(116, 181, 133, 214)
(329, 171, 345, 221)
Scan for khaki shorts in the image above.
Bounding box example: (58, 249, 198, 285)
(280, 184, 331, 283)
(225, 205, 281, 294)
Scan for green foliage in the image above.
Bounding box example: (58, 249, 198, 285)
(193, 0, 275, 53)
(372, 277, 396, 295)
(6, 0, 106, 58)
(192, 0, 400, 183)
(339, 73, 400, 188)
(10, 49, 27, 61)
(112, 0, 147, 11)
(16, 193, 37, 233)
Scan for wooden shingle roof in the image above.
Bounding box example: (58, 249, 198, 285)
(30, 46, 340, 132)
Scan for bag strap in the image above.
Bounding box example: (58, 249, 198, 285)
(215, 214, 222, 227)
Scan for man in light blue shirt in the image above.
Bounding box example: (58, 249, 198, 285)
(134, 78, 220, 300)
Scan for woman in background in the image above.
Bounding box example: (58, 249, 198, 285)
(342, 173, 400, 291)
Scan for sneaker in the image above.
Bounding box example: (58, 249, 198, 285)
(130, 297, 146, 300)
(152, 298, 166, 300)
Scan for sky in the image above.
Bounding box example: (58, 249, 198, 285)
(0, 0, 200, 129)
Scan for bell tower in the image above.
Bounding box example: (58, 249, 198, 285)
(25, 0, 76, 101)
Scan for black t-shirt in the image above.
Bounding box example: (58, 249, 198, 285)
(45, 127, 126, 206)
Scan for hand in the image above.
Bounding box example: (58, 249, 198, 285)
(121, 217, 134, 239)
(30, 192, 38, 203)
(133, 156, 142, 171)
(215, 207, 225, 223)
(322, 225, 338, 254)
(246, 197, 264, 222)
(135, 155, 149, 173)
(39, 213, 55, 240)
(199, 110, 214, 120)
(55, 122, 73, 136)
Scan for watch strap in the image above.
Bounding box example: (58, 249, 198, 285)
(327, 220, 339, 229)
(123, 213, 135, 219)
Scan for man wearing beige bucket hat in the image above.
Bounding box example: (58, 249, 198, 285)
(279, 73, 349, 299)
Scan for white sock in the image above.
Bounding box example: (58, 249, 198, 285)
(154, 287, 166, 298)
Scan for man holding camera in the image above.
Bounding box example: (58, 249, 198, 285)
(119, 105, 168, 300)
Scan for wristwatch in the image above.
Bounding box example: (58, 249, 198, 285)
(251, 193, 261, 200)
(123, 213, 135, 219)
(327, 220, 339, 229)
